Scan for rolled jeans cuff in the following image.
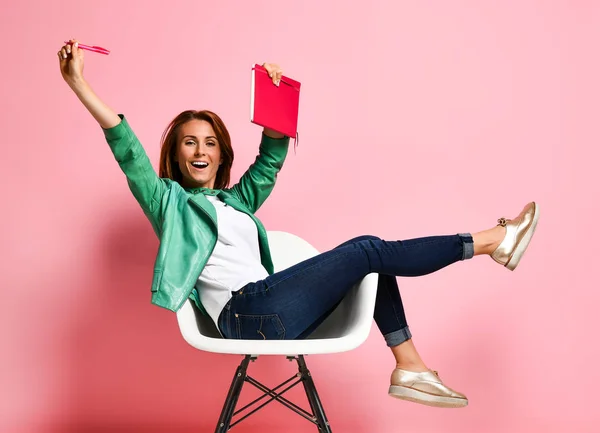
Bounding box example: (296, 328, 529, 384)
(384, 326, 412, 347)
(459, 233, 474, 260)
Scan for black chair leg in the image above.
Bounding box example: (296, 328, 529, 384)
(297, 355, 332, 433)
(215, 355, 251, 432)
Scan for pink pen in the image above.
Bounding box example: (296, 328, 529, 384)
(64, 40, 110, 55)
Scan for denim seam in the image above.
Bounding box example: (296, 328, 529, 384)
(219, 309, 231, 338)
(234, 288, 270, 298)
(382, 275, 406, 334)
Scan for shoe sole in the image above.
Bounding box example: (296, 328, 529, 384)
(506, 202, 540, 271)
(388, 385, 468, 408)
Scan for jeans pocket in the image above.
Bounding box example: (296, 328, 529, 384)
(235, 313, 286, 340)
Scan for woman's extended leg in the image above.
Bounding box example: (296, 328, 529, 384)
(218, 202, 539, 407)
(219, 232, 476, 339)
(219, 202, 538, 341)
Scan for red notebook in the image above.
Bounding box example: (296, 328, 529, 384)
(250, 64, 301, 139)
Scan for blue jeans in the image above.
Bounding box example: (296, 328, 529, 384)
(218, 234, 474, 347)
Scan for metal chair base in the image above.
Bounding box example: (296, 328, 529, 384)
(215, 355, 332, 432)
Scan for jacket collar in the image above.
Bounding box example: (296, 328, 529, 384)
(186, 188, 249, 216)
(186, 187, 220, 196)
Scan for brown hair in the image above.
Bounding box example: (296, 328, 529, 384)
(158, 110, 234, 189)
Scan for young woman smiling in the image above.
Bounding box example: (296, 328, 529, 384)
(58, 40, 540, 408)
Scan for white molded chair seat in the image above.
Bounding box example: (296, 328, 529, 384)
(176, 230, 378, 354)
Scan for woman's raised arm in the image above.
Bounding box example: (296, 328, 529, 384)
(58, 40, 120, 129)
(57, 40, 166, 234)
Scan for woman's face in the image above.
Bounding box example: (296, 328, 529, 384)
(175, 119, 222, 189)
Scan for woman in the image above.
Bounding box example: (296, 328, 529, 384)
(58, 40, 539, 409)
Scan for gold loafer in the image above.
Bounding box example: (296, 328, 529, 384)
(492, 202, 540, 271)
(388, 368, 468, 408)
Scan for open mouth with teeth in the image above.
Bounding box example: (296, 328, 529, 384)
(191, 161, 209, 170)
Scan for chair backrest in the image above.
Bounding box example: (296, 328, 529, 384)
(266, 231, 320, 272)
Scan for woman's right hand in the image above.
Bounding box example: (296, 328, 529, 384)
(56, 39, 120, 129)
(58, 39, 85, 87)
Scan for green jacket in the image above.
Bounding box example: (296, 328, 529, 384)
(103, 115, 290, 313)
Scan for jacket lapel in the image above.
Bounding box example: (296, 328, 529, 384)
(187, 192, 218, 224)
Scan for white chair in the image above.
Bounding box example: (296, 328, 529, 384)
(176, 231, 379, 432)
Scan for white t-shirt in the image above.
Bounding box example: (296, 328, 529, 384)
(196, 195, 269, 327)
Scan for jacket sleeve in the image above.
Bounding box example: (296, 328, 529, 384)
(227, 133, 290, 213)
(103, 115, 166, 234)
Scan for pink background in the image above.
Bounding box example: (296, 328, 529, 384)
(2, 1, 599, 432)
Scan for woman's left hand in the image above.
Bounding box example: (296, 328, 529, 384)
(262, 62, 283, 86)
(261, 62, 285, 139)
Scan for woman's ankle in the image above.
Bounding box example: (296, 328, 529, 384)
(391, 339, 430, 372)
(473, 226, 506, 256)
(395, 361, 429, 372)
